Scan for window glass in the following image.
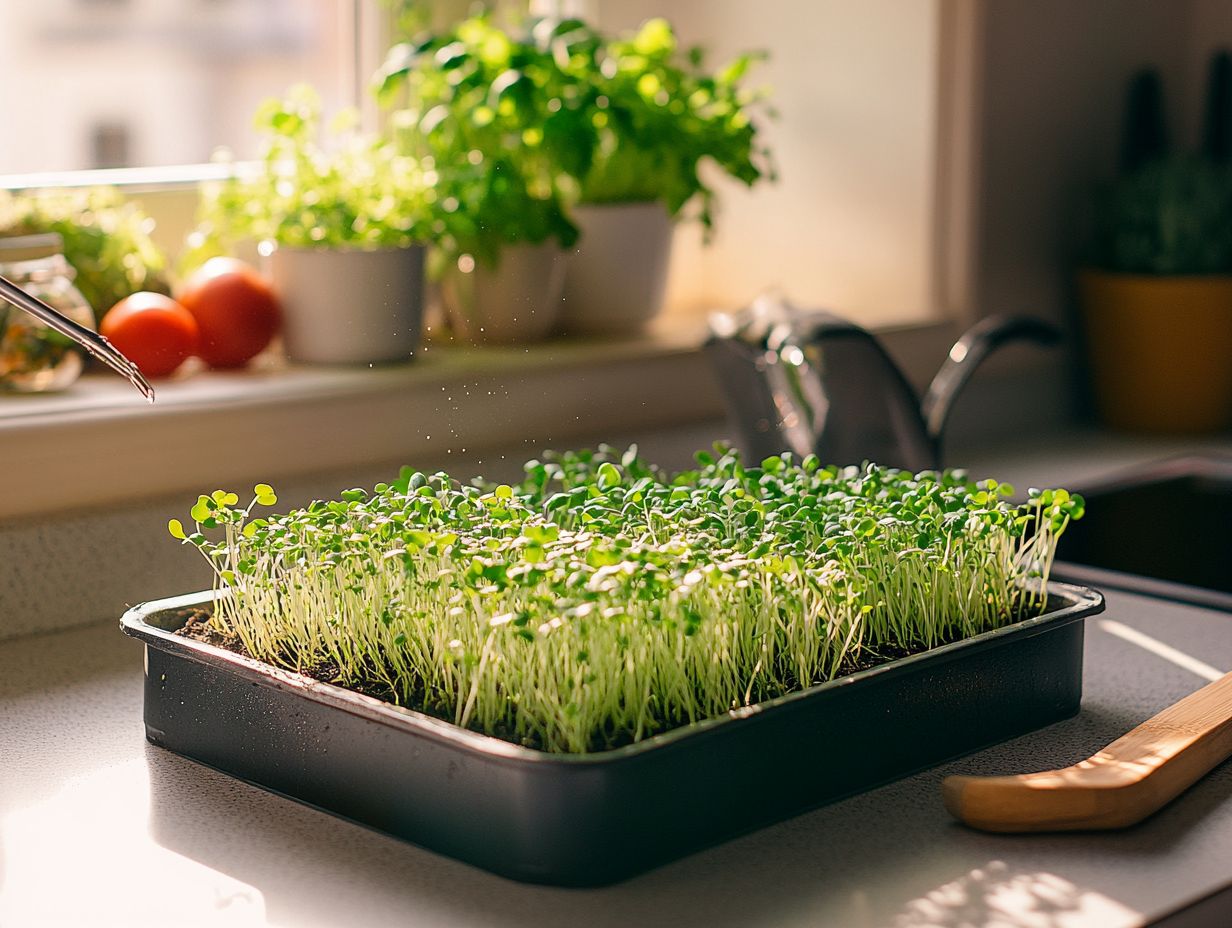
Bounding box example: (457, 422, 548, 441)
(0, 0, 358, 173)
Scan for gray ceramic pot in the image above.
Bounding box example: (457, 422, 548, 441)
(269, 245, 425, 364)
(560, 202, 673, 335)
(440, 243, 567, 343)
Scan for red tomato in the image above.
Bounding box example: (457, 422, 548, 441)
(177, 258, 281, 369)
(101, 292, 198, 379)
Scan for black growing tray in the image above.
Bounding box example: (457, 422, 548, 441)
(122, 583, 1104, 886)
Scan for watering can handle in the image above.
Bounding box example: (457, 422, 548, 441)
(921, 315, 1059, 443)
(0, 273, 154, 401)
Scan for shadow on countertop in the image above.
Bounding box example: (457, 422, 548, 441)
(143, 689, 1232, 928)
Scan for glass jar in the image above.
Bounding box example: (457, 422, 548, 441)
(0, 233, 95, 393)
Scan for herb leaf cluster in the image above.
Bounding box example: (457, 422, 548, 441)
(374, 15, 773, 263)
(566, 17, 774, 227)
(173, 446, 1083, 754)
(188, 85, 439, 263)
(376, 15, 588, 265)
(0, 187, 169, 321)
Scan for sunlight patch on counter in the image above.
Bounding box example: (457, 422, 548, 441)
(1098, 619, 1225, 682)
(892, 860, 1140, 927)
(0, 759, 265, 927)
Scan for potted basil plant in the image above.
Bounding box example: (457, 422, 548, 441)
(376, 14, 591, 344)
(559, 17, 774, 334)
(191, 85, 436, 364)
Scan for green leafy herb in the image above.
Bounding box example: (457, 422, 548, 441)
(565, 17, 774, 228)
(0, 187, 169, 321)
(373, 14, 774, 263)
(375, 15, 588, 266)
(186, 85, 437, 268)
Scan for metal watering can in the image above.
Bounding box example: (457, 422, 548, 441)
(705, 295, 1059, 472)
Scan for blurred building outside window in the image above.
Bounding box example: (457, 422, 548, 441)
(0, 0, 362, 174)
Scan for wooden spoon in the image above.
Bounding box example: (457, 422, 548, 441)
(943, 671, 1232, 832)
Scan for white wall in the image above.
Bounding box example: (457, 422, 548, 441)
(596, 0, 942, 326)
(597, 1, 1217, 332)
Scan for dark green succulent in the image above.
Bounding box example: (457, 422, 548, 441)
(1089, 55, 1232, 275)
(1090, 157, 1232, 274)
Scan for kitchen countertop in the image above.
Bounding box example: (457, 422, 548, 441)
(3, 586, 1232, 927)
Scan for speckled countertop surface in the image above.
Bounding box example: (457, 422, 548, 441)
(2, 587, 1232, 927)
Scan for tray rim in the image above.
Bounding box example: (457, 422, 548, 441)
(122, 581, 1104, 768)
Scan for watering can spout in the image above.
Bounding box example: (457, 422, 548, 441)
(0, 273, 154, 401)
(705, 296, 1059, 472)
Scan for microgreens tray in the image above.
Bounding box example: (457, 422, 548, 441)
(127, 448, 1100, 882)
(160, 449, 1088, 754)
(123, 581, 1103, 886)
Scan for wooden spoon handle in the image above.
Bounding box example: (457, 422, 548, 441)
(943, 670, 1232, 832)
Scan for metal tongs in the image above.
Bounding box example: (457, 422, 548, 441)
(0, 273, 154, 401)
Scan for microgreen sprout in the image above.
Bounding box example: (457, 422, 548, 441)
(170, 447, 1084, 754)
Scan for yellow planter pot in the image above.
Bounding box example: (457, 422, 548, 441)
(1078, 271, 1232, 433)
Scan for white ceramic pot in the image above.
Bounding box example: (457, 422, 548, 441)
(559, 202, 673, 335)
(441, 243, 567, 343)
(269, 245, 425, 364)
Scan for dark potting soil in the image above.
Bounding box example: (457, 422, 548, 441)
(169, 606, 1009, 752)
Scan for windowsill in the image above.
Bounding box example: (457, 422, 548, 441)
(0, 310, 1055, 523)
(0, 161, 235, 194)
(2, 163, 964, 522)
(0, 320, 729, 521)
